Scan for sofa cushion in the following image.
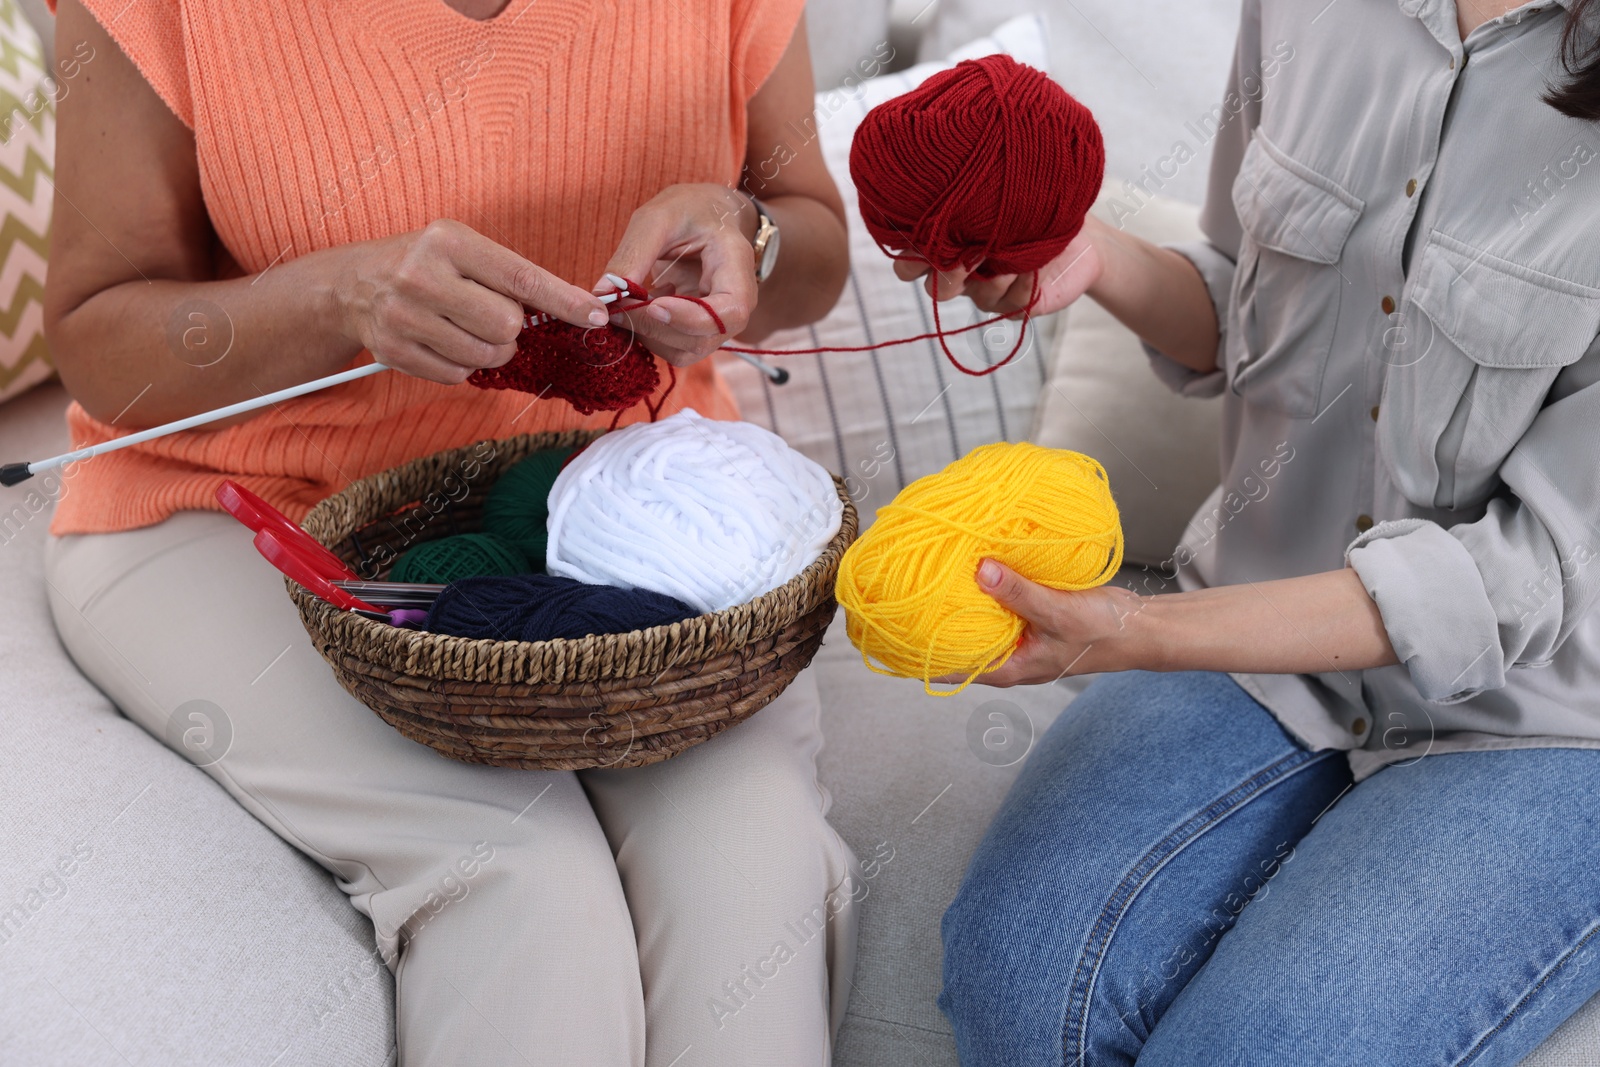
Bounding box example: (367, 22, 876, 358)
(816, 614, 1089, 1065)
(0, 385, 393, 1067)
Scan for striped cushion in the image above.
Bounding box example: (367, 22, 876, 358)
(0, 0, 51, 406)
(715, 15, 1053, 521)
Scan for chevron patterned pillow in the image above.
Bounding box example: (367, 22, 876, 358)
(0, 0, 50, 407)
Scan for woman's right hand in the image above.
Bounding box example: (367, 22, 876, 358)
(891, 214, 1107, 317)
(334, 219, 612, 385)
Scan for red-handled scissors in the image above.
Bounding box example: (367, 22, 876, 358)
(219, 480, 430, 627)
(254, 528, 382, 612)
(216, 479, 357, 582)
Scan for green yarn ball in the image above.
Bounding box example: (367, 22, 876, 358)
(481, 447, 574, 569)
(390, 532, 530, 584)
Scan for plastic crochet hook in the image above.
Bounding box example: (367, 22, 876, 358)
(218, 480, 357, 581)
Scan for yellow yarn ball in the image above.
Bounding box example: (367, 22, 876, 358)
(835, 442, 1123, 694)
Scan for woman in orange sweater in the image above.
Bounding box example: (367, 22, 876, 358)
(41, 0, 856, 1063)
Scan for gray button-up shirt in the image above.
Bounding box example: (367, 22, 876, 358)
(1145, 0, 1600, 777)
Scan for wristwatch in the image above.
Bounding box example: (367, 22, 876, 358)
(745, 193, 781, 283)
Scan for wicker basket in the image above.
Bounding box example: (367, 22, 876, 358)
(288, 429, 858, 770)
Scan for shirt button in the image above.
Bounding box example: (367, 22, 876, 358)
(1370, 404, 1380, 421)
(1381, 295, 1396, 315)
(1356, 514, 1374, 533)
(1406, 178, 1418, 197)
(1353, 718, 1368, 736)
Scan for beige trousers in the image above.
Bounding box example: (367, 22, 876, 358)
(46, 511, 858, 1067)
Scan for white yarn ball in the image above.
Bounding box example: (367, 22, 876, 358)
(545, 409, 844, 614)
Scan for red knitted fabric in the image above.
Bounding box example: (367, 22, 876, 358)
(469, 320, 664, 415)
(469, 280, 694, 421)
(848, 54, 1104, 279)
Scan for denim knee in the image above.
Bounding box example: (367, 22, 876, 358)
(939, 860, 1073, 1067)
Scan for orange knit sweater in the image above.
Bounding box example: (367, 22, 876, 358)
(51, 0, 805, 534)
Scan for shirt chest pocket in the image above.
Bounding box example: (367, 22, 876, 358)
(1227, 133, 1364, 418)
(1378, 231, 1600, 510)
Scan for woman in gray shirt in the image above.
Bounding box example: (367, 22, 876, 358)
(923, 0, 1600, 1063)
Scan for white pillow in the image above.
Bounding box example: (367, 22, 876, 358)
(1030, 192, 1223, 566)
(917, 0, 1240, 207)
(716, 14, 1054, 522)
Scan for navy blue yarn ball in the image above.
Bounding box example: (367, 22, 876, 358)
(424, 573, 699, 643)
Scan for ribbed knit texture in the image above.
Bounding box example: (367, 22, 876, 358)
(51, 0, 804, 534)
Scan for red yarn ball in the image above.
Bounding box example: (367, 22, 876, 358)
(468, 320, 662, 416)
(848, 53, 1105, 279)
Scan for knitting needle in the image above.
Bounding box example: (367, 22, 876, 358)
(727, 349, 789, 385)
(0, 361, 393, 486)
(0, 294, 634, 488)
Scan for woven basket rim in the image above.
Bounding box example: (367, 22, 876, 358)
(293, 429, 857, 686)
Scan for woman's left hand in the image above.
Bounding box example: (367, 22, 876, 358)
(952, 559, 1146, 687)
(892, 220, 1106, 318)
(955, 562, 1400, 687)
(599, 183, 758, 366)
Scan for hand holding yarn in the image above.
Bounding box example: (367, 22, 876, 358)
(724, 54, 1106, 375)
(344, 219, 612, 387)
(597, 182, 761, 365)
(850, 53, 1104, 280)
(546, 409, 843, 614)
(895, 220, 1105, 319)
(835, 443, 1122, 694)
(947, 556, 1143, 688)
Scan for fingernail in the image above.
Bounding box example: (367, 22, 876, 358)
(977, 560, 1001, 588)
(589, 309, 608, 326)
(647, 306, 671, 324)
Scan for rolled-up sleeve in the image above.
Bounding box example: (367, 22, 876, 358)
(1143, 240, 1233, 397)
(1347, 345, 1600, 703)
(1140, 0, 1260, 399)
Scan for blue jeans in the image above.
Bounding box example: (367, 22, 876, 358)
(940, 671, 1600, 1066)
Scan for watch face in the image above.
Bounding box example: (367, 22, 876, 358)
(759, 226, 781, 280)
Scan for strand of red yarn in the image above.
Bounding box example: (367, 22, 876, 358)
(473, 56, 1101, 403)
(722, 276, 1041, 376)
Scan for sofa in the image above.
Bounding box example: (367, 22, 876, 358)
(3, 1, 1599, 1065)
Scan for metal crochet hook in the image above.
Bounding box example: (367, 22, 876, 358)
(594, 272, 788, 386)
(331, 579, 446, 607)
(0, 292, 629, 488)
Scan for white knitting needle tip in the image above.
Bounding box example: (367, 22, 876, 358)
(727, 349, 790, 386)
(1, 361, 394, 486)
